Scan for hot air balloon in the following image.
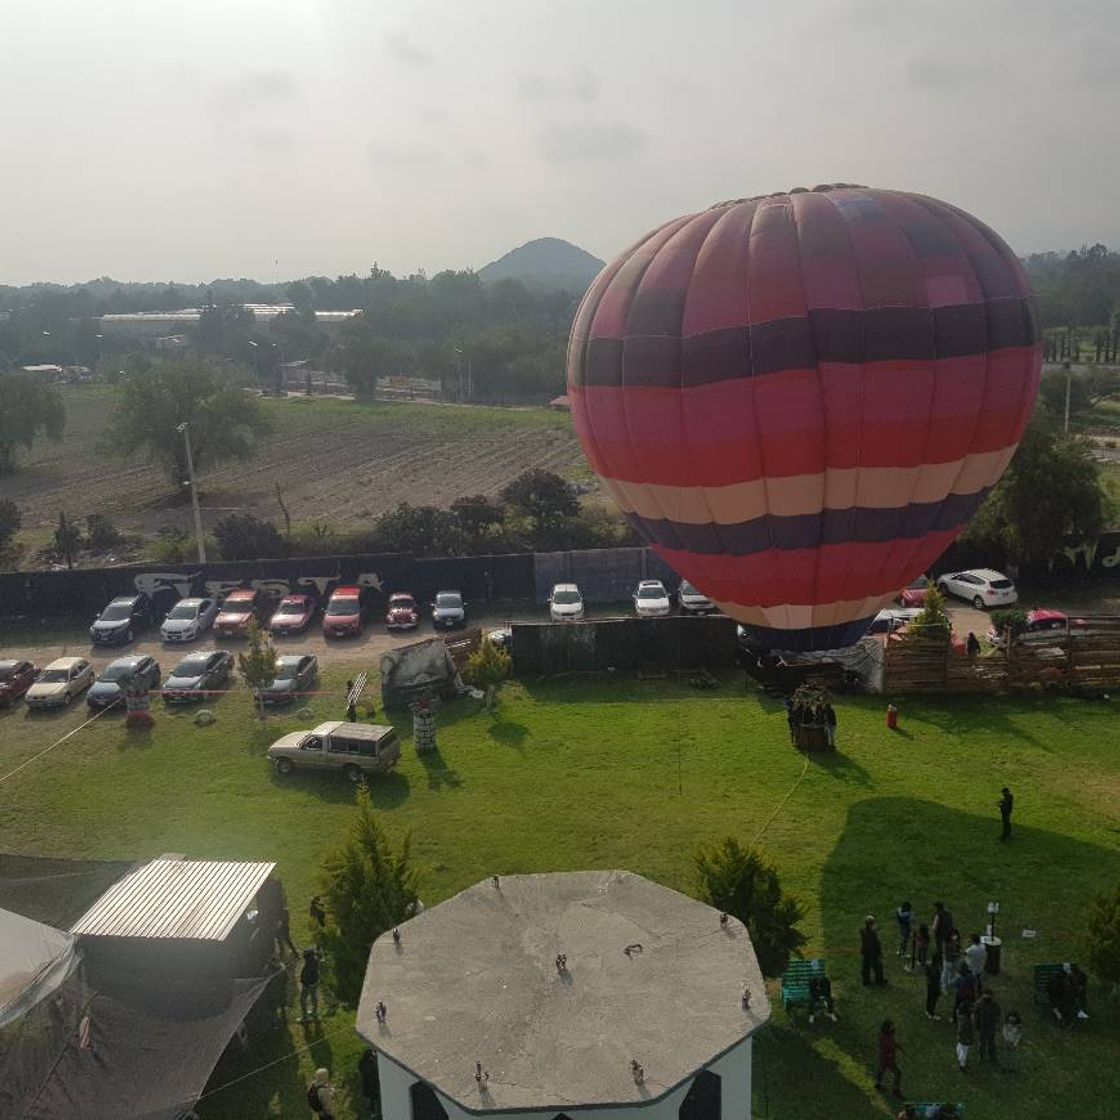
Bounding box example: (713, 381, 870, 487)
(567, 185, 1041, 651)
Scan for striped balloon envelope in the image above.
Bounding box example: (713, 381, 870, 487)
(567, 185, 1041, 651)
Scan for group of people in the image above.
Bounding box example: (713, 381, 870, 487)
(1047, 963, 1091, 1026)
(783, 695, 838, 746)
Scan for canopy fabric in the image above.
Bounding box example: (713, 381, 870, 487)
(0, 907, 77, 1029)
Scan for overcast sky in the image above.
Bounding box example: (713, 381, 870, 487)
(1, 0, 1117, 285)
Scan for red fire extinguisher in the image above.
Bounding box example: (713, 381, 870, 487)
(886, 704, 898, 730)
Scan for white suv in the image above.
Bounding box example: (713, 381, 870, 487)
(633, 579, 671, 617)
(548, 583, 584, 622)
(936, 569, 1018, 610)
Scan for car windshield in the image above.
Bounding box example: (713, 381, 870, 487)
(173, 657, 207, 675)
(552, 590, 580, 605)
(907, 577, 929, 590)
(0, 665, 17, 681)
(167, 602, 198, 620)
(989, 578, 1013, 589)
(274, 662, 301, 680)
(100, 603, 133, 621)
(638, 585, 665, 599)
(680, 582, 699, 596)
(39, 669, 69, 683)
(220, 600, 250, 613)
(326, 598, 359, 616)
(391, 597, 416, 609)
(101, 663, 136, 682)
(436, 593, 461, 608)
(277, 601, 306, 615)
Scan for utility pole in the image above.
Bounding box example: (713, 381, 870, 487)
(177, 422, 207, 563)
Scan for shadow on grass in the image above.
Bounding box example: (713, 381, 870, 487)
(895, 695, 1051, 750)
(809, 797, 1120, 1120)
(519, 672, 739, 706)
(811, 750, 874, 788)
(488, 720, 529, 750)
(752, 1025, 882, 1119)
(417, 746, 463, 791)
(268, 770, 412, 807)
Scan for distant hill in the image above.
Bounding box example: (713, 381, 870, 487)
(478, 237, 605, 293)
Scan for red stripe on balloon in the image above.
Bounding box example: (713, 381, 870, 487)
(570, 348, 1038, 487)
(653, 528, 962, 608)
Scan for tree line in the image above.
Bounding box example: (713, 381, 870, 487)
(1023, 244, 1120, 331)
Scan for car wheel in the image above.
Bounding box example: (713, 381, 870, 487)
(972, 596, 985, 610)
(275, 758, 294, 776)
(344, 764, 362, 783)
(936, 581, 950, 597)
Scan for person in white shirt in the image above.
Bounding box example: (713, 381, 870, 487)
(964, 933, 987, 978)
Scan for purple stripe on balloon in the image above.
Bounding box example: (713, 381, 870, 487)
(738, 617, 876, 652)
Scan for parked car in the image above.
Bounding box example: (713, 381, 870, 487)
(258, 654, 319, 706)
(213, 589, 260, 638)
(162, 650, 234, 703)
(25, 657, 95, 709)
(548, 583, 584, 622)
(936, 569, 1018, 610)
(87, 655, 162, 710)
(322, 586, 363, 639)
(385, 592, 420, 631)
(268, 594, 316, 636)
(267, 721, 401, 781)
(899, 575, 932, 607)
(633, 579, 671, 618)
(866, 607, 923, 637)
(0, 660, 38, 708)
(159, 597, 219, 642)
(432, 589, 467, 630)
(986, 608, 1082, 648)
(678, 580, 715, 614)
(89, 593, 151, 646)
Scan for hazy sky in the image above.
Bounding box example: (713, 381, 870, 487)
(1, 0, 1117, 285)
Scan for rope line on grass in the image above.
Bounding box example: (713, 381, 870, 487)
(750, 753, 809, 851)
(0, 707, 110, 786)
(195, 1020, 353, 1101)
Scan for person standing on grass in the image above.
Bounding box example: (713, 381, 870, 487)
(923, 955, 943, 1020)
(824, 702, 837, 747)
(974, 990, 1001, 1063)
(932, 902, 954, 952)
(299, 947, 321, 1022)
(999, 786, 1014, 840)
(896, 901, 913, 960)
(874, 1019, 904, 1097)
(941, 929, 962, 992)
(951, 962, 979, 1023)
(307, 1067, 336, 1119)
(911, 923, 931, 971)
(955, 1004, 974, 1072)
(964, 933, 986, 980)
(861, 915, 886, 986)
(309, 896, 327, 931)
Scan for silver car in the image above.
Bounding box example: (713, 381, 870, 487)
(25, 657, 95, 709)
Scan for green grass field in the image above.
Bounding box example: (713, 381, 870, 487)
(1, 672, 1117, 1119)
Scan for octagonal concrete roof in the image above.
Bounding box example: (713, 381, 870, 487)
(357, 870, 769, 1113)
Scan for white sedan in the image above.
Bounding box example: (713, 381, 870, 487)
(936, 569, 1018, 610)
(633, 579, 671, 617)
(159, 597, 220, 642)
(25, 657, 95, 709)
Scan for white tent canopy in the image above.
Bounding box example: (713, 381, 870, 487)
(0, 908, 76, 1029)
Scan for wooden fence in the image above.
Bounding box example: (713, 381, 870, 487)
(883, 616, 1120, 693)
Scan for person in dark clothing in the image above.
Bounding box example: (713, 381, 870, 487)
(924, 956, 943, 1020)
(358, 1046, 381, 1116)
(974, 990, 1001, 1062)
(966, 632, 981, 656)
(309, 896, 327, 930)
(784, 697, 797, 744)
(999, 787, 1014, 840)
(955, 1002, 974, 1070)
(896, 901, 913, 959)
(874, 1019, 903, 1097)
(1047, 970, 1073, 1026)
(300, 947, 321, 1022)
(809, 974, 839, 1023)
(932, 902, 954, 952)
(952, 963, 979, 1023)
(823, 703, 837, 747)
(275, 906, 298, 957)
(1068, 963, 1090, 1020)
(861, 916, 886, 986)
(911, 923, 930, 971)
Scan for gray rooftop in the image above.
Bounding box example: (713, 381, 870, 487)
(357, 870, 769, 1113)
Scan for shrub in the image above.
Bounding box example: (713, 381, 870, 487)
(990, 607, 1028, 640)
(694, 837, 806, 977)
(0, 499, 20, 549)
(86, 514, 123, 552)
(213, 513, 287, 561)
(1085, 883, 1120, 990)
(906, 584, 951, 643)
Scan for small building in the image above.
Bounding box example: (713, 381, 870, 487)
(357, 870, 770, 1120)
(19, 364, 66, 380)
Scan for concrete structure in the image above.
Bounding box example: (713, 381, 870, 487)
(357, 870, 770, 1120)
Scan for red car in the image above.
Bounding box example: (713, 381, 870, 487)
(213, 588, 260, 637)
(385, 592, 419, 631)
(899, 575, 932, 607)
(323, 586, 363, 638)
(268, 594, 316, 635)
(0, 660, 38, 707)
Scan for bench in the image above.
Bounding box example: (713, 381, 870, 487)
(780, 958, 825, 1014)
(907, 1103, 965, 1119)
(1034, 963, 1065, 1010)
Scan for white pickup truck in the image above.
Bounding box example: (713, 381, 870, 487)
(267, 721, 400, 782)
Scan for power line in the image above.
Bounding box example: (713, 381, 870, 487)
(0, 707, 110, 786)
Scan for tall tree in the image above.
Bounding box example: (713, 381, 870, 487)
(0, 372, 66, 475)
(54, 512, 81, 569)
(500, 469, 579, 540)
(960, 412, 1110, 566)
(1084, 883, 1120, 997)
(318, 785, 420, 1004)
(237, 619, 278, 719)
(463, 635, 512, 713)
(103, 356, 270, 487)
(694, 837, 806, 978)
